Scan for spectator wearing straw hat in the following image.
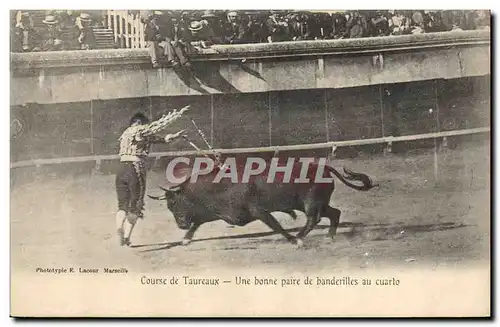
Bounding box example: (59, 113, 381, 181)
(76, 13, 96, 50)
(187, 20, 216, 49)
(40, 14, 63, 51)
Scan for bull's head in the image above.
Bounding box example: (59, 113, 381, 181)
(147, 185, 192, 230)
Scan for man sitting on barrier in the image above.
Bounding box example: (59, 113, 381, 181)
(143, 10, 179, 68)
(115, 106, 189, 246)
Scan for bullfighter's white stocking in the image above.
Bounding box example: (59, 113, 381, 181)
(122, 213, 138, 246)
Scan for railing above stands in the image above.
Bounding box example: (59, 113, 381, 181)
(106, 10, 145, 49)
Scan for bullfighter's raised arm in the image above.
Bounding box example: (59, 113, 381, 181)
(133, 105, 190, 141)
(148, 130, 187, 144)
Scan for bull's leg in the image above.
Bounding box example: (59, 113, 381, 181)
(322, 206, 341, 239)
(296, 205, 321, 244)
(181, 221, 203, 246)
(258, 213, 299, 247)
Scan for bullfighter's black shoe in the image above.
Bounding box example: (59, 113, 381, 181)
(123, 237, 131, 247)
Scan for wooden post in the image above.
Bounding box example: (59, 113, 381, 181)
(149, 97, 153, 118)
(268, 92, 272, 146)
(210, 94, 214, 146)
(324, 89, 329, 142)
(433, 80, 441, 182)
(107, 10, 112, 30)
(124, 12, 130, 48)
(113, 12, 118, 44)
(379, 85, 385, 137)
(90, 100, 94, 155)
(139, 18, 145, 48)
(135, 16, 140, 48)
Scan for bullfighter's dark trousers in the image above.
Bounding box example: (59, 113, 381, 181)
(115, 161, 147, 217)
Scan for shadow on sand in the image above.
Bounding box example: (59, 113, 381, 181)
(133, 221, 470, 253)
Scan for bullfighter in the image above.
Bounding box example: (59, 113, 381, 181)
(116, 107, 189, 246)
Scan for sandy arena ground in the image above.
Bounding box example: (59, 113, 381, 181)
(10, 140, 490, 274)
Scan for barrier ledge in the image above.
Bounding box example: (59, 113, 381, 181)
(10, 30, 490, 69)
(10, 127, 490, 169)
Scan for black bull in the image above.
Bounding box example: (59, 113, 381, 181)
(148, 158, 376, 248)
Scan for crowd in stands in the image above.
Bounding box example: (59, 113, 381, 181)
(140, 9, 490, 68)
(11, 10, 100, 52)
(11, 9, 490, 68)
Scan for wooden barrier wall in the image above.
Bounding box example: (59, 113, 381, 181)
(11, 76, 490, 165)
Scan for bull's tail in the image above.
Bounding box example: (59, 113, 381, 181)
(324, 165, 376, 191)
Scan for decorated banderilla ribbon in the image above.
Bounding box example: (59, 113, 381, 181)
(191, 120, 222, 163)
(182, 135, 226, 168)
(182, 121, 226, 170)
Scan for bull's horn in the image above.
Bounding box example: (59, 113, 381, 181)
(147, 194, 166, 200)
(159, 185, 181, 193)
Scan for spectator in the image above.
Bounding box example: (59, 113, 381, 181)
(168, 14, 191, 67)
(422, 11, 446, 33)
(286, 12, 305, 41)
(223, 11, 246, 44)
(346, 11, 367, 38)
(245, 11, 269, 43)
(266, 11, 291, 42)
(475, 10, 490, 30)
(12, 12, 39, 52)
(143, 10, 177, 68)
(201, 10, 225, 44)
(331, 13, 348, 39)
(317, 13, 333, 39)
(40, 15, 64, 51)
(76, 13, 96, 50)
(367, 11, 390, 37)
(389, 10, 411, 35)
(10, 10, 491, 54)
(56, 11, 79, 50)
(186, 20, 216, 51)
(410, 11, 425, 34)
(302, 12, 322, 40)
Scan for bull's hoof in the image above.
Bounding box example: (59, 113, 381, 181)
(296, 238, 304, 248)
(181, 239, 191, 246)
